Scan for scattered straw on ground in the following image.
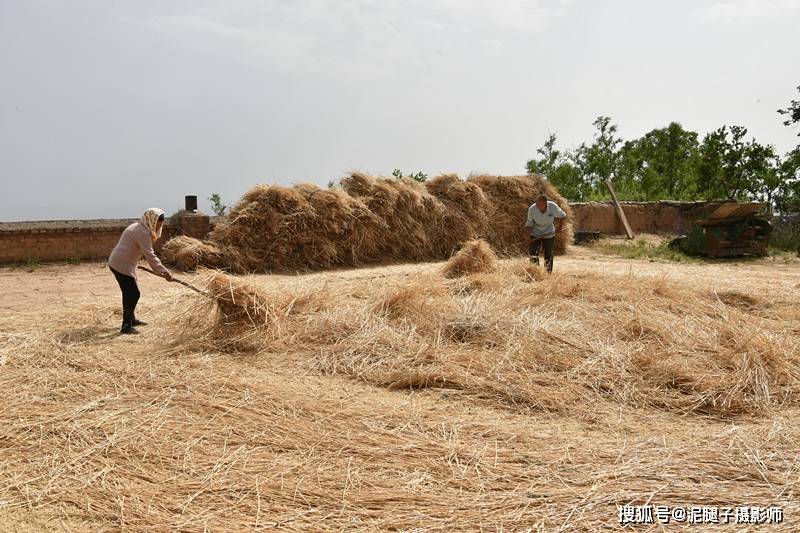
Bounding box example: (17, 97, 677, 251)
(1, 254, 798, 530)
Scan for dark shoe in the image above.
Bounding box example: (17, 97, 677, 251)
(529, 257, 540, 265)
(120, 326, 141, 335)
(133, 319, 148, 326)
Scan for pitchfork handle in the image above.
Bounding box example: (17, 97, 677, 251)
(137, 266, 208, 296)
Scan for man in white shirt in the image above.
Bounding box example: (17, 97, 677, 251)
(525, 194, 567, 273)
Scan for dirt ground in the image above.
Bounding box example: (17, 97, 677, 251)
(1, 244, 796, 314)
(1, 243, 799, 531)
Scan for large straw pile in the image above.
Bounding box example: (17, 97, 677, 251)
(340, 173, 449, 261)
(163, 172, 572, 272)
(206, 182, 383, 272)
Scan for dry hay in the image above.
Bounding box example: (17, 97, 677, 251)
(171, 260, 799, 419)
(468, 173, 573, 255)
(172, 269, 335, 353)
(518, 262, 547, 282)
(341, 172, 448, 260)
(441, 239, 498, 278)
(182, 269, 326, 353)
(1, 257, 800, 530)
(204, 269, 273, 327)
(424, 174, 491, 250)
(712, 289, 765, 310)
(165, 172, 573, 272)
(160, 236, 226, 271)
(207, 182, 381, 272)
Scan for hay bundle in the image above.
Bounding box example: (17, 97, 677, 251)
(373, 278, 453, 333)
(468, 173, 573, 254)
(442, 239, 498, 278)
(296, 183, 383, 265)
(160, 236, 226, 271)
(209, 183, 381, 272)
(341, 172, 446, 261)
(205, 270, 273, 327)
(425, 174, 491, 254)
(518, 262, 547, 282)
(167, 172, 572, 272)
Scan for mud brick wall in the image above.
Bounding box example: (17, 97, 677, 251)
(570, 201, 726, 236)
(0, 201, 730, 264)
(0, 215, 219, 264)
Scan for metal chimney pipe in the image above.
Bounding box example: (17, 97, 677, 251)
(185, 195, 198, 212)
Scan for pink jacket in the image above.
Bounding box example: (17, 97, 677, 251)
(108, 222, 170, 279)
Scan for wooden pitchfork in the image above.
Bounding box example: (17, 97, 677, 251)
(137, 266, 209, 297)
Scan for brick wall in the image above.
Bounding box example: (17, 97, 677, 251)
(570, 201, 725, 236)
(0, 215, 218, 265)
(0, 202, 727, 264)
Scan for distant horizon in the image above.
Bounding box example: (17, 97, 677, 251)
(0, 140, 795, 222)
(2, 0, 798, 222)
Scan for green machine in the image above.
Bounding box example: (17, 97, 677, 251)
(671, 203, 772, 257)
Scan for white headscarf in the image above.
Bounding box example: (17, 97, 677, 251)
(141, 207, 165, 240)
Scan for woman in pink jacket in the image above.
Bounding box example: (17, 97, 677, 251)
(108, 208, 173, 334)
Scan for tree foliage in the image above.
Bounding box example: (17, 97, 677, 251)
(207, 193, 228, 216)
(392, 169, 428, 183)
(778, 85, 800, 138)
(527, 116, 796, 213)
(617, 122, 700, 200)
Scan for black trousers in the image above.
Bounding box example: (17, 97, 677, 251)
(528, 236, 555, 273)
(110, 267, 140, 330)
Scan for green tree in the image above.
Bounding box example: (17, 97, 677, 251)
(778, 85, 800, 140)
(697, 126, 752, 200)
(697, 126, 785, 207)
(526, 133, 589, 201)
(576, 116, 623, 192)
(392, 169, 428, 183)
(525, 116, 795, 208)
(207, 193, 227, 216)
(745, 142, 781, 212)
(527, 133, 561, 176)
(617, 122, 701, 200)
(775, 149, 800, 213)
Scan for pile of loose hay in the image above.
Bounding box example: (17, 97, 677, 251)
(341, 172, 449, 261)
(441, 239, 498, 278)
(160, 236, 226, 271)
(204, 269, 273, 327)
(40, 252, 797, 420)
(164, 172, 573, 272)
(169, 259, 800, 418)
(1, 256, 799, 530)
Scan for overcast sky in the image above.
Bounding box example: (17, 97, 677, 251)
(1, 0, 798, 221)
